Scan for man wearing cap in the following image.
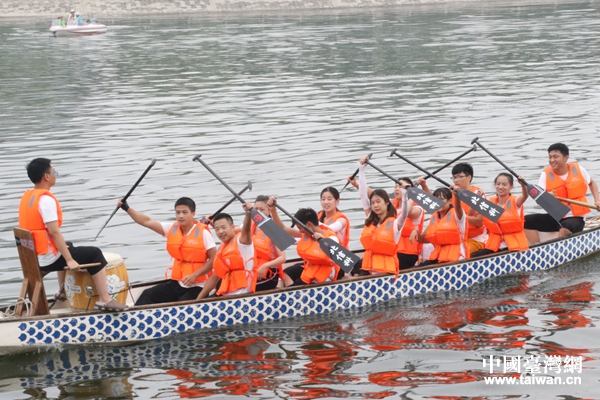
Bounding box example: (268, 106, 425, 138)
(66, 9, 77, 26)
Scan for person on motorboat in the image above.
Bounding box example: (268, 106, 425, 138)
(66, 9, 77, 26)
(75, 12, 84, 26)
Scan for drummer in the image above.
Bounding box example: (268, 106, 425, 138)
(118, 197, 217, 306)
(19, 158, 128, 312)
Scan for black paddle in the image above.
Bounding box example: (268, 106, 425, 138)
(417, 143, 478, 185)
(93, 158, 157, 241)
(340, 152, 373, 193)
(364, 159, 446, 213)
(193, 155, 295, 251)
(390, 149, 505, 223)
(200, 181, 252, 224)
(472, 138, 570, 222)
(273, 202, 359, 273)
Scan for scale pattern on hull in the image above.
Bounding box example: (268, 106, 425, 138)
(13, 228, 600, 348)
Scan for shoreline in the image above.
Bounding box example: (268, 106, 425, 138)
(0, 0, 589, 18)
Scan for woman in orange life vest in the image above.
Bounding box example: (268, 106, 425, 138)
(269, 203, 344, 287)
(350, 155, 411, 276)
(242, 195, 286, 292)
(317, 187, 351, 248)
(414, 186, 468, 267)
(118, 196, 217, 306)
(348, 170, 425, 271)
(471, 173, 529, 257)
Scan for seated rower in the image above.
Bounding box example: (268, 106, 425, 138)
(349, 170, 424, 271)
(418, 162, 488, 255)
(197, 204, 256, 299)
(524, 143, 600, 244)
(415, 186, 468, 266)
(119, 197, 216, 306)
(472, 173, 529, 257)
(269, 204, 343, 287)
(317, 187, 351, 248)
(243, 195, 286, 291)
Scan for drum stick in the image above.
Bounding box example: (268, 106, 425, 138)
(63, 262, 102, 270)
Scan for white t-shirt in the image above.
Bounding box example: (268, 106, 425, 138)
(38, 195, 61, 266)
(538, 165, 591, 218)
(161, 222, 216, 288)
(220, 235, 255, 296)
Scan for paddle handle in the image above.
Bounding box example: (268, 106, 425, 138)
(390, 150, 452, 187)
(273, 203, 315, 236)
(64, 262, 101, 270)
(471, 138, 527, 184)
(341, 153, 373, 192)
(193, 155, 246, 204)
(555, 196, 599, 211)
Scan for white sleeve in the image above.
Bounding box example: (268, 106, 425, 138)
(161, 222, 172, 237)
(326, 220, 344, 233)
(203, 229, 216, 250)
(454, 209, 467, 237)
(237, 236, 255, 271)
(579, 166, 591, 184)
(358, 163, 370, 211)
(38, 195, 58, 224)
(538, 171, 546, 188)
(393, 189, 409, 241)
(411, 206, 424, 226)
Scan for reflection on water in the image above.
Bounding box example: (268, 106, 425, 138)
(1, 0, 600, 398)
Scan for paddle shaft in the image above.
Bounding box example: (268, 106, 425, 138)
(471, 139, 524, 183)
(210, 181, 252, 217)
(274, 203, 315, 236)
(391, 150, 453, 187)
(341, 152, 373, 192)
(555, 196, 599, 211)
(94, 158, 157, 241)
(64, 262, 101, 270)
(193, 155, 247, 204)
(364, 160, 406, 187)
(408, 144, 477, 182)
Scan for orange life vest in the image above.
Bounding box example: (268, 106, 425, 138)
(317, 210, 350, 247)
(455, 185, 486, 239)
(360, 217, 399, 275)
(483, 195, 529, 252)
(18, 189, 63, 255)
(213, 233, 255, 295)
(297, 228, 339, 284)
(251, 222, 283, 280)
(165, 221, 211, 284)
(545, 163, 589, 216)
(425, 208, 468, 263)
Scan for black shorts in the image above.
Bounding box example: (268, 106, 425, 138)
(40, 242, 106, 276)
(524, 214, 585, 233)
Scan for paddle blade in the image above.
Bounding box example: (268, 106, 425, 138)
(406, 188, 445, 213)
(527, 184, 570, 222)
(250, 209, 296, 251)
(318, 238, 359, 273)
(457, 189, 504, 223)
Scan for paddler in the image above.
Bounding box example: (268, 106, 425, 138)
(524, 143, 600, 244)
(118, 197, 216, 306)
(19, 158, 128, 311)
(472, 173, 529, 256)
(197, 203, 257, 299)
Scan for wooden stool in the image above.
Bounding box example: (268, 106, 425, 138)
(14, 228, 50, 316)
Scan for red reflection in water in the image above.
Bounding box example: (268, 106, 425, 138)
(545, 282, 594, 329)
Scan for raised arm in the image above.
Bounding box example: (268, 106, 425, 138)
(451, 186, 464, 220)
(516, 174, 529, 208)
(267, 197, 301, 237)
(239, 202, 253, 245)
(358, 161, 371, 217)
(118, 199, 164, 236)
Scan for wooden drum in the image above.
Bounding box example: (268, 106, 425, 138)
(65, 252, 130, 310)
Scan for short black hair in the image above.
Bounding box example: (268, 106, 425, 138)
(397, 177, 414, 187)
(451, 163, 474, 178)
(26, 158, 52, 184)
(212, 212, 234, 225)
(548, 143, 569, 156)
(254, 195, 270, 203)
(174, 197, 196, 213)
(294, 208, 319, 226)
(433, 187, 452, 201)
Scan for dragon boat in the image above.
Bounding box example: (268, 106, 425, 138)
(1, 219, 599, 356)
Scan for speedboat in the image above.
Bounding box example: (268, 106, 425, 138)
(49, 19, 107, 36)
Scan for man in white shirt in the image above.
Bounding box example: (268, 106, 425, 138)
(19, 158, 128, 312)
(118, 197, 217, 306)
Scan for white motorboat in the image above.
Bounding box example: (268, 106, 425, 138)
(49, 19, 107, 36)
